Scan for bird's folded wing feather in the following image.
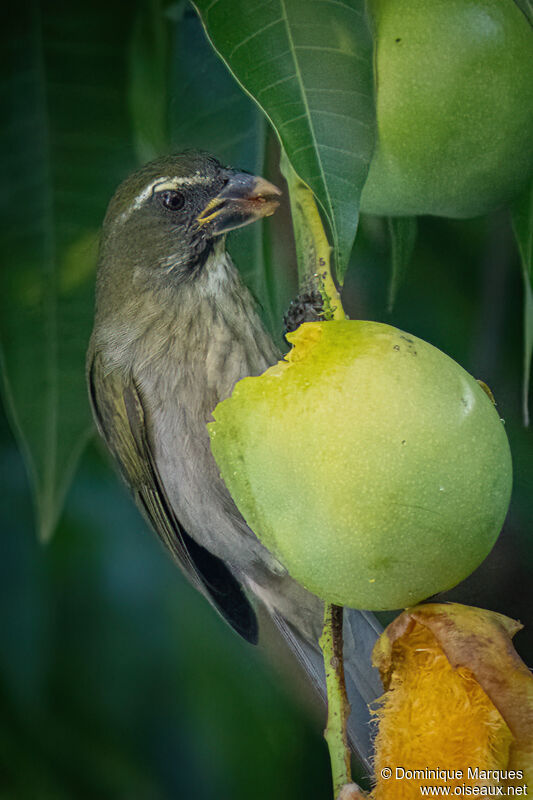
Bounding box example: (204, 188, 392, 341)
(87, 349, 259, 643)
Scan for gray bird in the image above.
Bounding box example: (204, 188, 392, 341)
(87, 151, 383, 772)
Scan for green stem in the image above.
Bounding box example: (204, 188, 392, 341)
(319, 603, 352, 797)
(281, 148, 355, 797)
(280, 149, 345, 320)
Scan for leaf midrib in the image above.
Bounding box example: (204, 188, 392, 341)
(278, 0, 337, 247)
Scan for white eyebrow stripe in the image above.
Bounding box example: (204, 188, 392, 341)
(155, 173, 212, 190)
(117, 177, 170, 223)
(117, 172, 212, 224)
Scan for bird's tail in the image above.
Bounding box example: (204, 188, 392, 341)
(272, 607, 383, 774)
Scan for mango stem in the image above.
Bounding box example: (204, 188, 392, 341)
(319, 602, 354, 798)
(282, 149, 354, 796)
(280, 150, 345, 321)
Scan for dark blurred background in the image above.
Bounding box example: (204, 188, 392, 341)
(1, 1, 531, 798)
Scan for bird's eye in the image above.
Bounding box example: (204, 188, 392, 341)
(159, 190, 185, 211)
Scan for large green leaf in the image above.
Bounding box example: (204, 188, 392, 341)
(193, 0, 376, 281)
(511, 180, 533, 426)
(0, 0, 136, 540)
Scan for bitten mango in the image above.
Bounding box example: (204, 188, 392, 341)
(209, 321, 512, 610)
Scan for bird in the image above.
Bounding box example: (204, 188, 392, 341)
(87, 151, 383, 772)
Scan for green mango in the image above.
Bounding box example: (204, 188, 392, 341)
(209, 321, 512, 610)
(360, 0, 533, 218)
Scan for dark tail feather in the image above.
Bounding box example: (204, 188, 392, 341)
(272, 608, 383, 775)
(343, 608, 383, 767)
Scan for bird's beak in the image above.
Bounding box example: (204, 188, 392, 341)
(196, 172, 282, 235)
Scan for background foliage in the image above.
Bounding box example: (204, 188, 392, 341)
(0, 0, 531, 797)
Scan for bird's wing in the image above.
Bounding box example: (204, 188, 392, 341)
(87, 349, 259, 644)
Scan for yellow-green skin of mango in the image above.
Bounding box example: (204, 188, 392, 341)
(360, 0, 533, 218)
(208, 321, 512, 610)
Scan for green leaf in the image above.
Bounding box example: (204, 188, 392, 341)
(0, 1, 136, 540)
(169, 7, 263, 170)
(512, 0, 533, 27)
(129, 0, 173, 161)
(193, 0, 376, 282)
(387, 217, 418, 312)
(511, 180, 533, 426)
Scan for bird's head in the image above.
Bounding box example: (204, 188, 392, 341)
(99, 151, 281, 289)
